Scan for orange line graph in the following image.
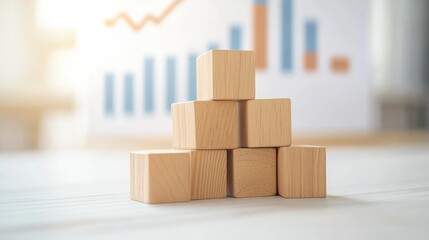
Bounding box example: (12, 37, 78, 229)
(104, 0, 183, 31)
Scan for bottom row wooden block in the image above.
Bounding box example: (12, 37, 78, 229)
(130, 146, 326, 204)
(130, 149, 227, 204)
(227, 148, 277, 198)
(130, 150, 191, 204)
(278, 146, 326, 198)
(190, 150, 227, 200)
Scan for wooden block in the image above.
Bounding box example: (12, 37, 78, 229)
(197, 50, 255, 100)
(227, 148, 277, 198)
(172, 101, 239, 149)
(277, 146, 326, 198)
(130, 150, 191, 204)
(239, 99, 291, 147)
(190, 150, 227, 200)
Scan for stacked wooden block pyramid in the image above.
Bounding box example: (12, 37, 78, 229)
(130, 50, 326, 204)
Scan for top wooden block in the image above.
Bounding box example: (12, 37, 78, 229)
(197, 50, 255, 100)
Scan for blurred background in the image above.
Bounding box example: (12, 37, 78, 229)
(0, 0, 428, 151)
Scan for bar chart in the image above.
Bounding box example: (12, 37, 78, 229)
(102, 0, 352, 116)
(88, 0, 370, 137)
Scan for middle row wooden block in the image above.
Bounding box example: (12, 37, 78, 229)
(172, 99, 291, 149)
(172, 101, 239, 149)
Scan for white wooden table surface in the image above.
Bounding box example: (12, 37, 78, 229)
(1, 143, 429, 240)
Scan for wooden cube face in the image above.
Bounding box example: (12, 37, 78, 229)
(227, 148, 277, 198)
(240, 99, 291, 147)
(277, 146, 326, 198)
(130, 150, 191, 204)
(172, 101, 239, 149)
(197, 50, 255, 100)
(190, 150, 227, 200)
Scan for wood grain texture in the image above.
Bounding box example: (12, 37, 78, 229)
(277, 146, 326, 198)
(227, 148, 277, 198)
(190, 150, 227, 200)
(172, 101, 239, 149)
(130, 150, 191, 204)
(239, 99, 291, 147)
(197, 50, 255, 100)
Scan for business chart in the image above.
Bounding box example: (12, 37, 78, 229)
(79, 0, 371, 137)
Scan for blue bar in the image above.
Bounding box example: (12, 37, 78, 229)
(281, 0, 293, 72)
(255, 0, 267, 4)
(166, 57, 176, 112)
(188, 53, 197, 100)
(230, 26, 241, 50)
(305, 20, 317, 52)
(207, 43, 219, 50)
(124, 73, 134, 114)
(144, 58, 154, 114)
(104, 73, 114, 115)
